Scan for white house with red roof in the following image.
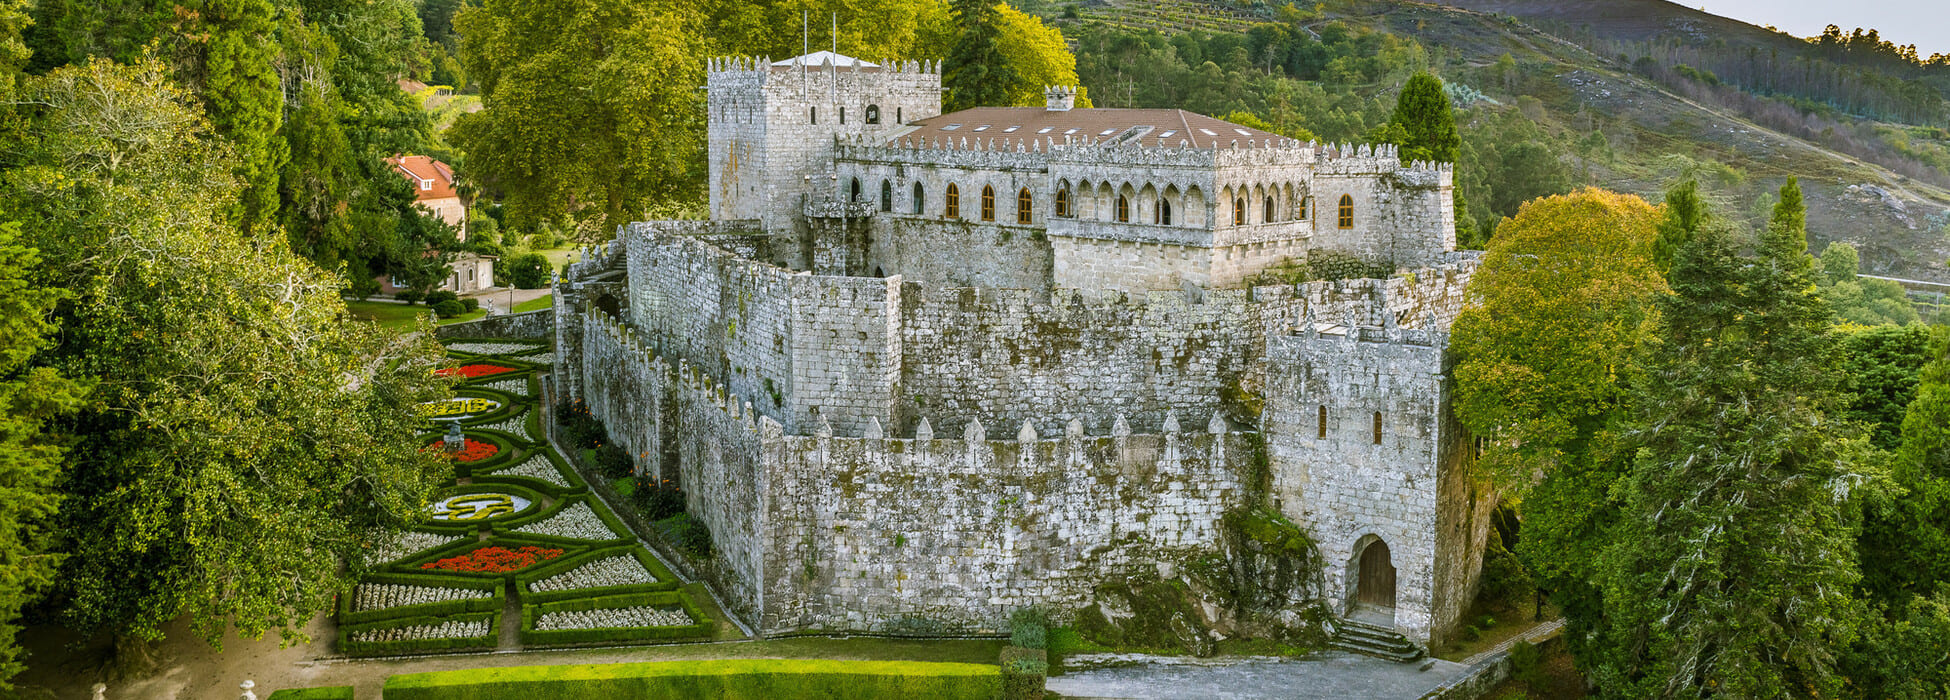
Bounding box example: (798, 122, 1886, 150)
(382, 154, 494, 294)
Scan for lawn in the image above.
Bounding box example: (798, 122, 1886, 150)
(513, 294, 552, 313)
(346, 301, 485, 331)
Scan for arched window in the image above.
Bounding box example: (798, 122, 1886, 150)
(1338, 194, 1355, 229)
(1158, 198, 1173, 225)
(865, 105, 881, 124)
(1233, 197, 1245, 226)
(897, 107, 903, 124)
(912, 182, 924, 215)
(810, 107, 817, 124)
(945, 183, 960, 219)
(981, 185, 995, 222)
(1264, 196, 1276, 223)
(880, 180, 893, 212)
(1116, 195, 1130, 222)
(1017, 188, 1033, 225)
(848, 177, 861, 203)
(1299, 196, 1310, 220)
(1055, 188, 1071, 217)
(839, 107, 846, 125)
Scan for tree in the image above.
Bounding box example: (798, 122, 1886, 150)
(452, 0, 709, 235)
(704, 0, 955, 62)
(1815, 242, 1919, 326)
(0, 222, 86, 689)
(501, 252, 551, 289)
(1652, 179, 1705, 275)
(1593, 178, 1865, 698)
(992, 4, 1090, 108)
(942, 0, 1016, 111)
(4, 58, 451, 653)
(188, 0, 288, 235)
(1387, 72, 1459, 164)
(1857, 325, 1950, 608)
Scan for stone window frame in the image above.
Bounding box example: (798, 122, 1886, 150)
(912, 182, 925, 215)
(1299, 196, 1310, 220)
(981, 185, 996, 222)
(1372, 411, 1383, 445)
(1017, 188, 1033, 225)
(1055, 188, 1071, 217)
(810, 106, 817, 125)
(1233, 197, 1245, 226)
(865, 104, 881, 124)
(1264, 195, 1276, 223)
(1338, 194, 1355, 229)
(946, 183, 961, 219)
(880, 180, 893, 212)
(1156, 197, 1172, 225)
(1317, 405, 1328, 439)
(848, 177, 861, 203)
(1116, 195, 1130, 223)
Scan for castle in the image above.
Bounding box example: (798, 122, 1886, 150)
(550, 52, 1494, 647)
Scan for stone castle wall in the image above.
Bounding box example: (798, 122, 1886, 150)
(760, 414, 1253, 634)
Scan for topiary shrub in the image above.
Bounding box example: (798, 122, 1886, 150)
(266, 687, 355, 700)
(460, 298, 480, 313)
(425, 290, 460, 307)
(1010, 608, 1048, 650)
(396, 289, 425, 305)
(432, 300, 466, 318)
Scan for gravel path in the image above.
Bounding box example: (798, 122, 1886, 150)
(1045, 652, 1471, 700)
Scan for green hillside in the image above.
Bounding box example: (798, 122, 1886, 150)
(1042, 0, 1950, 283)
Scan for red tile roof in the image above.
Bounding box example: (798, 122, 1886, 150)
(388, 154, 458, 201)
(889, 107, 1287, 149)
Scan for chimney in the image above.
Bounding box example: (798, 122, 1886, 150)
(1045, 86, 1076, 112)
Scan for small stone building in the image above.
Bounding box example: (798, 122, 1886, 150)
(553, 52, 1493, 647)
(383, 154, 495, 294)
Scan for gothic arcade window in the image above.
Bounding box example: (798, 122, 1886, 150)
(912, 182, 925, 215)
(1116, 195, 1130, 222)
(1264, 196, 1275, 222)
(880, 180, 893, 212)
(1299, 196, 1310, 220)
(849, 177, 861, 202)
(1317, 406, 1327, 439)
(865, 105, 881, 124)
(1055, 188, 1071, 217)
(981, 185, 996, 222)
(1157, 198, 1173, 225)
(1017, 188, 1033, 225)
(1373, 412, 1383, 445)
(1338, 194, 1355, 229)
(946, 183, 961, 219)
(1233, 197, 1245, 226)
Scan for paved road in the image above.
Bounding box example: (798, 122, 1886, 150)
(1046, 651, 1470, 700)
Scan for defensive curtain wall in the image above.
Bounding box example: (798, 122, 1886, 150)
(831, 138, 1454, 292)
(553, 223, 1487, 640)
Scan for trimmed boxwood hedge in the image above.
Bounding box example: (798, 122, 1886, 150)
(519, 590, 711, 647)
(414, 482, 548, 535)
(337, 611, 499, 657)
(436, 387, 520, 426)
(265, 686, 355, 700)
(395, 534, 584, 579)
(489, 494, 629, 543)
(337, 573, 503, 625)
(417, 428, 524, 473)
(382, 660, 1004, 699)
(474, 450, 587, 497)
(513, 545, 679, 602)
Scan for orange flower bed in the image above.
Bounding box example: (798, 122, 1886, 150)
(436, 364, 515, 379)
(420, 545, 564, 573)
(424, 437, 500, 462)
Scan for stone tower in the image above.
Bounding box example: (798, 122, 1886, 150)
(706, 52, 942, 235)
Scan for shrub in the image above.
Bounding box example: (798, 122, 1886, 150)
(556, 400, 607, 449)
(631, 476, 686, 521)
(425, 290, 460, 307)
(656, 513, 712, 558)
(594, 444, 633, 479)
(1509, 639, 1546, 690)
(432, 300, 466, 318)
(1010, 608, 1049, 650)
(266, 687, 355, 700)
(396, 289, 425, 305)
(382, 660, 1004, 700)
(460, 298, 480, 313)
(503, 252, 552, 289)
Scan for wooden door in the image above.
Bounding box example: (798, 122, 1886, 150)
(1357, 540, 1397, 608)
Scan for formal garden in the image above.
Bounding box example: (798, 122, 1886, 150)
(338, 339, 718, 657)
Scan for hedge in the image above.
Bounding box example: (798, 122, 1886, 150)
(395, 534, 585, 579)
(489, 494, 630, 543)
(337, 573, 502, 625)
(265, 686, 354, 700)
(412, 481, 547, 535)
(474, 450, 587, 498)
(518, 589, 711, 647)
(337, 611, 498, 657)
(383, 660, 1004, 699)
(512, 545, 679, 602)
(417, 428, 523, 474)
(446, 387, 521, 426)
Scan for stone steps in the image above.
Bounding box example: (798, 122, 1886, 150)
(1331, 618, 1425, 664)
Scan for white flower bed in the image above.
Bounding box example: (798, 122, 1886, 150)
(482, 378, 532, 396)
(349, 618, 492, 643)
(473, 415, 527, 436)
(491, 455, 571, 488)
(529, 554, 658, 593)
(517, 352, 555, 365)
(371, 531, 462, 564)
(352, 583, 488, 612)
(447, 342, 543, 355)
(534, 605, 691, 631)
(514, 501, 618, 541)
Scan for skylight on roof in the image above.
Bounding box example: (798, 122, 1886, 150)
(973, 125, 990, 132)
(1235, 129, 1253, 136)
(942, 124, 962, 131)
(1064, 128, 1079, 135)
(1158, 130, 1177, 138)
(1099, 128, 1117, 135)
(1003, 126, 1019, 133)
(1037, 127, 1054, 134)
(1198, 129, 1217, 136)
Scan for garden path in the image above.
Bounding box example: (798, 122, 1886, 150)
(1045, 652, 1472, 700)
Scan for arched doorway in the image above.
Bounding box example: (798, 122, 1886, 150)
(1354, 538, 1397, 610)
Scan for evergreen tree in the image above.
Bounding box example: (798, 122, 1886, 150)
(1652, 179, 1706, 275)
(1388, 72, 1459, 164)
(1594, 178, 1865, 698)
(942, 0, 1016, 112)
(193, 0, 287, 235)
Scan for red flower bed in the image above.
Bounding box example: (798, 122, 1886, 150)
(424, 437, 500, 462)
(436, 364, 515, 379)
(420, 545, 564, 573)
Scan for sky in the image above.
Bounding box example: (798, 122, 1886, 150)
(1699, 1, 1950, 58)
